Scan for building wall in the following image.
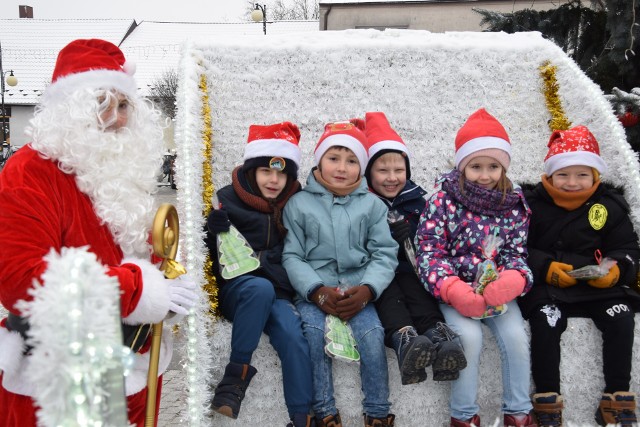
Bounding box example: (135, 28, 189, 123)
(6, 106, 32, 147)
(320, 0, 561, 31)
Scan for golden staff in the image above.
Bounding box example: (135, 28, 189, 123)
(146, 203, 186, 427)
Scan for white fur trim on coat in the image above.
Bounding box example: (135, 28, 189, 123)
(0, 325, 173, 397)
(121, 257, 171, 325)
(0, 326, 25, 378)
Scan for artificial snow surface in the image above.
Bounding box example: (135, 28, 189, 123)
(171, 29, 640, 426)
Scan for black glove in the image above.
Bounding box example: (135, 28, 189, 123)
(389, 220, 411, 245)
(207, 209, 231, 234)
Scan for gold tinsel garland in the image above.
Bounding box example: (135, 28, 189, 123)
(539, 61, 572, 132)
(199, 73, 219, 316)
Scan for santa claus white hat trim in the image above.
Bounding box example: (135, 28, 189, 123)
(455, 136, 511, 167)
(42, 39, 137, 104)
(243, 138, 302, 166)
(315, 122, 368, 174)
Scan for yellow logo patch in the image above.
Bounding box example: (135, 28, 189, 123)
(588, 203, 607, 230)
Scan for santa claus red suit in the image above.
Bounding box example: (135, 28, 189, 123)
(0, 39, 196, 426)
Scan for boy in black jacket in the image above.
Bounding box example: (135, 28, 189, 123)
(362, 112, 466, 385)
(205, 122, 314, 427)
(519, 125, 640, 427)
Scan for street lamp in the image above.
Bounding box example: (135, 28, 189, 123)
(251, 3, 267, 35)
(0, 42, 18, 147)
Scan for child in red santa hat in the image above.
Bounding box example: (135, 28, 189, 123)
(282, 121, 398, 427)
(204, 121, 314, 427)
(415, 108, 536, 427)
(520, 125, 640, 426)
(0, 39, 197, 426)
(361, 111, 467, 386)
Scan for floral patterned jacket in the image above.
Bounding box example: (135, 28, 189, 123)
(415, 169, 533, 302)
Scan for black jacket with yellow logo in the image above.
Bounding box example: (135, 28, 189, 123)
(518, 182, 640, 318)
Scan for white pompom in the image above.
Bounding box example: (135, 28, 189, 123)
(123, 60, 136, 76)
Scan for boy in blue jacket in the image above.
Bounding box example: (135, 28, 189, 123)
(283, 121, 398, 427)
(361, 112, 466, 385)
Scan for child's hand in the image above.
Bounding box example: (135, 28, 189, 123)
(311, 286, 344, 316)
(440, 276, 487, 318)
(336, 285, 372, 321)
(207, 209, 230, 234)
(546, 262, 578, 288)
(482, 270, 525, 306)
(588, 264, 620, 288)
(389, 220, 410, 245)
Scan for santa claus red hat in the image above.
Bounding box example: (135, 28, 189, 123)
(242, 121, 302, 177)
(42, 39, 137, 104)
(544, 125, 607, 176)
(314, 121, 368, 174)
(455, 108, 511, 171)
(363, 111, 411, 179)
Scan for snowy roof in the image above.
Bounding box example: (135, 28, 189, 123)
(0, 18, 319, 105)
(0, 19, 136, 105)
(120, 20, 319, 95)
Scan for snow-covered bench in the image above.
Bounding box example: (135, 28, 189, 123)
(171, 30, 640, 426)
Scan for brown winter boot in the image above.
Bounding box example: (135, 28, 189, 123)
(532, 392, 563, 426)
(210, 362, 257, 419)
(451, 414, 480, 427)
(364, 413, 395, 426)
(316, 412, 342, 427)
(595, 391, 638, 427)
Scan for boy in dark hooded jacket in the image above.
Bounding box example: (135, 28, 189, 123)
(520, 125, 640, 427)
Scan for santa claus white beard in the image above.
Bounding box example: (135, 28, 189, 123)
(28, 97, 165, 257)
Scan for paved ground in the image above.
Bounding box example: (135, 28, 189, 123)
(154, 185, 190, 426)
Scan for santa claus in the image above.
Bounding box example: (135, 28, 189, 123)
(0, 39, 196, 426)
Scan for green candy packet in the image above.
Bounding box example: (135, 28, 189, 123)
(324, 314, 360, 363)
(217, 225, 261, 280)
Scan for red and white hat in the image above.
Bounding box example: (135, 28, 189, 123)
(455, 108, 511, 171)
(314, 121, 368, 174)
(243, 121, 302, 176)
(544, 125, 607, 176)
(363, 111, 411, 179)
(43, 39, 137, 104)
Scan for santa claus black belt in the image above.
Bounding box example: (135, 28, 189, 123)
(8, 312, 150, 354)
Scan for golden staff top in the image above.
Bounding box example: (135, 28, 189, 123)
(146, 203, 186, 427)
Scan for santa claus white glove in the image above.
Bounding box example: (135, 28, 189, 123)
(168, 274, 198, 315)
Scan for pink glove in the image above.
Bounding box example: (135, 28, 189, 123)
(440, 276, 487, 318)
(482, 269, 526, 306)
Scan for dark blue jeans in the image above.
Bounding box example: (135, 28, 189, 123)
(220, 275, 313, 417)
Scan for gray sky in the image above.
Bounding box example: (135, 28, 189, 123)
(0, 0, 249, 22)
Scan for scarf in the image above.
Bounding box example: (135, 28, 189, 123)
(541, 174, 600, 211)
(441, 169, 521, 216)
(313, 169, 362, 197)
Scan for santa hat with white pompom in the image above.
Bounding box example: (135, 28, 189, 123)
(42, 38, 137, 103)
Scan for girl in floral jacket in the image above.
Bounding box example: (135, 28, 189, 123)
(415, 109, 536, 427)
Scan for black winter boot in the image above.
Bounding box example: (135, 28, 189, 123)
(425, 322, 467, 381)
(316, 412, 342, 427)
(211, 362, 257, 419)
(391, 325, 436, 385)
